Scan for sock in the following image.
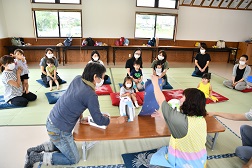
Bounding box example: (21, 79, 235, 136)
(27, 141, 54, 156)
(24, 151, 43, 168)
(27, 145, 45, 156)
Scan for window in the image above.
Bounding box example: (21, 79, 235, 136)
(32, 0, 81, 4)
(34, 10, 82, 37)
(136, 0, 178, 9)
(135, 13, 176, 39)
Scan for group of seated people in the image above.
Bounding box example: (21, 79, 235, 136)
(0, 45, 252, 168)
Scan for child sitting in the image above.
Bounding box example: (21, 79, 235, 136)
(87, 50, 104, 65)
(120, 76, 139, 108)
(130, 60, 144, 92)
(46, 58, 60, 91)
(153, 60, 167, 86)
(12, 49, 30, 93)
(197, 73, 218, 102)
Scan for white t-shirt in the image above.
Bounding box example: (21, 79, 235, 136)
(15, 58, 29, 75)
(88, 60, 104, 66)
(1, 71, 23, 102)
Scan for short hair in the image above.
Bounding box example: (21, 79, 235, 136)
(202, 73, 211, 81)
(180, 88, 207, 117)
(91, 50, 100, 61)
(14, 49, 24, 55)
(1, 55, 14, 65)
(46, 58, 55, 64)
(241, 54, 248, 61)
(200, 43, 207, 50)
(133, 59, 142, 66)
(45, 48, 53, 54)
(82, 62, 106, 82)
(123, 76, 133, 89)
(1, 55, 15, 72)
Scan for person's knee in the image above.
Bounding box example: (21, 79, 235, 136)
(12, 99, 28, 107)
(69, 153, 80, 164)
(235, 146, 249, 162)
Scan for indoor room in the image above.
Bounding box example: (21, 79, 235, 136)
(0, 0, 252, 168)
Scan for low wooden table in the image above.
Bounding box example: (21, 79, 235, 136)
(73, 115, 225, 161)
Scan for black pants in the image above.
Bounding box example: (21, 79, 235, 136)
(8, 92, 37, 107)
(194, 67, 209, 76)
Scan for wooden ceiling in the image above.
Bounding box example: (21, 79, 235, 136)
(180, 0, 252, 10)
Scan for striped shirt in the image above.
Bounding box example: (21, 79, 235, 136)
(1, 71, 23, 102)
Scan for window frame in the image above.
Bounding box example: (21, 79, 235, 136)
(31, 0, 81, 5)
(134, 12, 177, 40)
(136, 0, 179, 9)
(33, 9, 83, 38)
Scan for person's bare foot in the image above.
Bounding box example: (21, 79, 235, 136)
(57, 86, 60, 90)
(50, 87, 53, 91)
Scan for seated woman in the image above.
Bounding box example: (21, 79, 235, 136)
(223, 55, 251, 91)
(192, 43, 211, 77)
(150, 75, 207, 167)
(1, 55, 37, 107)
(87, 50, 110, 84)
(151, 50, 169, 86)
(39, 48, 62, 87)
(125, 48, 143, 77)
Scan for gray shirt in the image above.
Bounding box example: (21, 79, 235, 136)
(232, 64, 251, 83)
(1, 71, 23, 102)
(161, 101, 188, 138)
(120, 87, 134, 97)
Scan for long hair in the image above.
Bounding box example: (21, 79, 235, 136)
(180, 88, 207, 117)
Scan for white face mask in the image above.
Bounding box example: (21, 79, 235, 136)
(93, 57, 99, 61)
(96, 78, 104, 88)
(156, 68, 162, 75)
(7, 63, 15, 70)
(200, 49, 206, 54)
(158, 55, 164, 60)
(239, 61, 246, 65)
(126, 83, 132, 88)
(134, 54, 140, 59)
(46, 54, 54, 58)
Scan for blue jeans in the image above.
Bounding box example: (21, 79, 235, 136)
(46, 118, 80, 165)
(235, 125, 252, 162)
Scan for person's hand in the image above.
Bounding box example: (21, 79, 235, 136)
(232, 82, 237, 87)
(53, 77, 57, 81)
(151, 110, 164, 119)
(103, 113, 110, 118)
(80, 117, 89, 125)
(117, 116, 128, 124)
(199, 68, 204, 72)
(151, 75, 159, 84)
(126, 92, 131, 97)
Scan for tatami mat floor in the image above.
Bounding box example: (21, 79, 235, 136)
(0, 62, 251, 168)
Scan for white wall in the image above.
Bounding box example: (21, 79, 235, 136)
(0, 0, 7, 38)
(176, 6, 252, 42)
(1, 0, 252, 42)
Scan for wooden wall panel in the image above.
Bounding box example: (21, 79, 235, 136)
(0, 38, 11, 57)
(2, 38, 239, 64)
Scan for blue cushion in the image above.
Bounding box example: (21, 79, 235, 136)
(138, 79, 163, 116)
(45, 90, 66, 104)
(104, 76, 112, 84)
(36, 79, 67, 88)
(122, 148, 158, 168)
(0, 95, 21, 109)
(247, 76, 252, 83)
(162, 82, 173, 89)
